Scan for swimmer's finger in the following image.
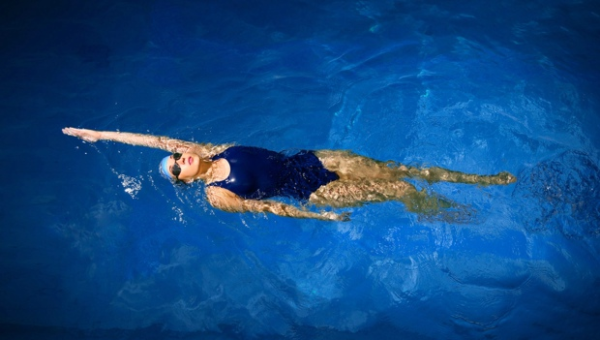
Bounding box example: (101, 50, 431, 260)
(62, 127, 82, 137)
(62, 127, 100, 142)
(62, 127, 79, 138)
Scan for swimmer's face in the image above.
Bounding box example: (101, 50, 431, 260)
(167, 152, 200, 182)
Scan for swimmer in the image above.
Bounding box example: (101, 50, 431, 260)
(62, 127, 516, 221)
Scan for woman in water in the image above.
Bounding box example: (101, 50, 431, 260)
(62, 127, 516, 221)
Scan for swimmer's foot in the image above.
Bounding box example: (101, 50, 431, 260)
(497, 171, 517, 184)
(482, 171, 517, 185)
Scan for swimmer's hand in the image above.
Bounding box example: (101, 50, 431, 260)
(62, 127, 102, 142)
(322, 211, 351, 222)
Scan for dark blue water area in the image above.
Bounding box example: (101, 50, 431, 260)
(1, 0, 600, 339)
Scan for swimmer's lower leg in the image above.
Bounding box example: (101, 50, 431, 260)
(400, 189, 453, 214)
(407, 167, 516, 185)
(403, 191, 479, 223)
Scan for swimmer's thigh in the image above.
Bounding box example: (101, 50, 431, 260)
(314, 150, 404, 180)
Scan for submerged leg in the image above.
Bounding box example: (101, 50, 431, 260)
(309, 179, 452, 214)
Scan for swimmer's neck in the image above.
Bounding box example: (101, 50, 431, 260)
(196, 159, 213, 180)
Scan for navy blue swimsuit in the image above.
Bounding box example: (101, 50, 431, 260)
(208, 146, 339, 201)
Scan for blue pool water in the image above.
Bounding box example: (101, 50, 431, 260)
(1, 0, 600, 339)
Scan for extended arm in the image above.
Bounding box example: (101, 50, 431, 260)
(62, 127, 231, 157)
(206, 186, 350, 221)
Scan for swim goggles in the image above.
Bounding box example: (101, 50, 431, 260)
(159, 153, 182, 179)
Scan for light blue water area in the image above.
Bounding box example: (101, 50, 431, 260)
(1, 0, 599, 339)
